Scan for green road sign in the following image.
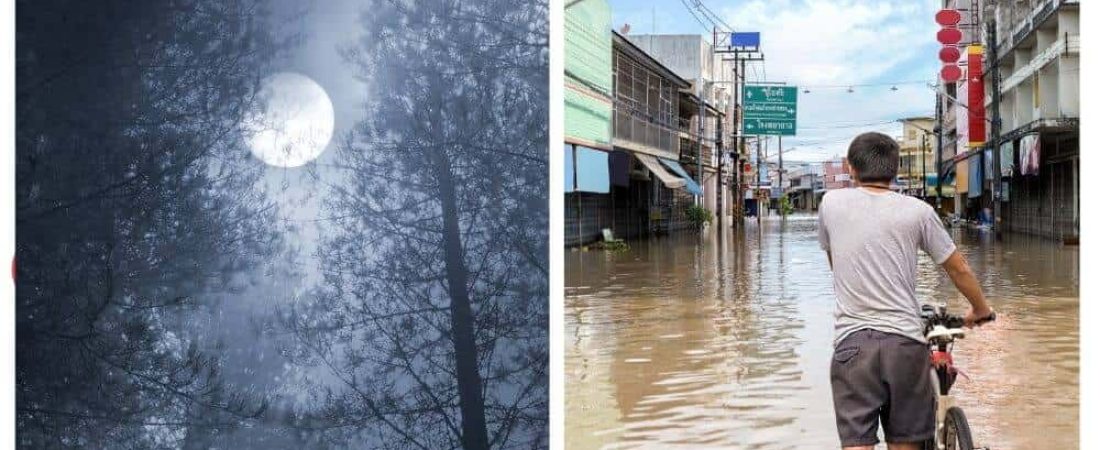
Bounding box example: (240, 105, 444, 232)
(742, 85, 797, 136)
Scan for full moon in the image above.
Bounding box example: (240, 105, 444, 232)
(244, 72, 334, 168)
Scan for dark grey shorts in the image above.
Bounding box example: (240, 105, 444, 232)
(831, 328, 935, 447)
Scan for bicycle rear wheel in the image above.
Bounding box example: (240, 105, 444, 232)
(942, 406, 974, 450)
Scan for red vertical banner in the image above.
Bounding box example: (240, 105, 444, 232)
(967, 44, 986, 147)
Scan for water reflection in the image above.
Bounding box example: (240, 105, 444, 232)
(565, 215, 1078, 449)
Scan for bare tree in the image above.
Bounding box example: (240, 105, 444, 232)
(284, 0, 548, 448)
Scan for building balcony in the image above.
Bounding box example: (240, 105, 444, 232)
(997, 33, 1079, 97)
(997, 0, 1078, 60)
(678, 137, 717, 170)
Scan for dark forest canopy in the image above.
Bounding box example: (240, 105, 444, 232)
(16, 0, 548, 449)
(283, 0, 549, 448)
(17, 0, 296, 447)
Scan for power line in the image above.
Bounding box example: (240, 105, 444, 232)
(800, 117, 915, 127)
(694, 0, 734, 33)
(678, 0, 711, 32)
(798, 120, 899, 130)
(800, 79, 934, 90)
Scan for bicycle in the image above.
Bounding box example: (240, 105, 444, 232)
(920, 303, 996, 450)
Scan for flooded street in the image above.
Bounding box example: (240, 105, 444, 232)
(565, 215, 1078, 449)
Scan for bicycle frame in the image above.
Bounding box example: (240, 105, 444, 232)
(923, 304, 968, 449)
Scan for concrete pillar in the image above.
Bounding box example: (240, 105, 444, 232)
(1058, 9, 1079, 118)
(1014, 47, 1034, 126)
(1059, 9, 1079, 36)
(1001, 89, 1016, 132)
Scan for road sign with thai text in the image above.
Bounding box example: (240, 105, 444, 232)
(742, 85, 797, 136)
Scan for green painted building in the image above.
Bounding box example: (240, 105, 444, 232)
(564, 0, 612, 150)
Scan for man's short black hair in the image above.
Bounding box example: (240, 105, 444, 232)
(847, 132, 899, 184)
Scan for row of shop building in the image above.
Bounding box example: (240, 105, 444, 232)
(564, 0, 741, 246)
(937, 0, 1079, 241)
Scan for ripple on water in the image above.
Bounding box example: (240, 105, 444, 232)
(566, 219, 1078, 450)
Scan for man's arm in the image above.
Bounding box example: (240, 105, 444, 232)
(940, 250, 994, 327)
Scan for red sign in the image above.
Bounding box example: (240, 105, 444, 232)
(966, 45, 986, 147)
(935, 9, 962, 26)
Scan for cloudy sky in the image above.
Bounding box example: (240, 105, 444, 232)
(610, 0, 942, 162)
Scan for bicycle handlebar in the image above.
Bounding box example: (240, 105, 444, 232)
(923, 307, 997, 329)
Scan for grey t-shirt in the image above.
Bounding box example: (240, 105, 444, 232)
(818, 188, 957, 346)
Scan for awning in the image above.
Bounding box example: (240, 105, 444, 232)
(634, 153, 686, 190)
(659, 158, 704, 196)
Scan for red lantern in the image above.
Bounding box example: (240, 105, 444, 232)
(937, 28, 962, 45)
(939, 46, 961, 63)
(935, 9, 962, 26)
(940, 65, 962, 83)
(936, 9, 964, 83)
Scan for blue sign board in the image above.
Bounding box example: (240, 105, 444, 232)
(731, 32, 760, 48)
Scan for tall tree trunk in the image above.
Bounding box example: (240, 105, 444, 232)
(432, 149, 490, 450)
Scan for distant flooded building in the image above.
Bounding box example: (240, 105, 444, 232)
(824, 158, 853, 191)
(897, 117, 938, 198)
(784, 163, 825, 211)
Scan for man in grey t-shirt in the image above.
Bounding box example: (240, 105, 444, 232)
(818, 132, 994, 450)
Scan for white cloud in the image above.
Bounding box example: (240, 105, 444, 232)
(718, 0, 941, 161)
(721, 0, 936, 85)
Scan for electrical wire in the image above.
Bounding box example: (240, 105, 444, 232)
(800, 79, 934, 90)
(798, 120, 899, 130)
(678, 0, 711, 33)
(694, 0, 735, 34)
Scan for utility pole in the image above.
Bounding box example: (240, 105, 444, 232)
(756, 136, 762, 225)
(921, 133, 927, 199)
(717, 106, 724, 229)
(987, 20, 1002, 237)
(908, 141, 913, 195)
(811, 170, 817, 210)
(712, 31, 764, 226)
(778, 135, 784, 216)
(935, 91, 943, 211)
(697, 79, 706, 207)
(736, 55, 744, 226)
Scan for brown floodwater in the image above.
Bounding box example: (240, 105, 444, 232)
(565, 215, 1078, 449)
